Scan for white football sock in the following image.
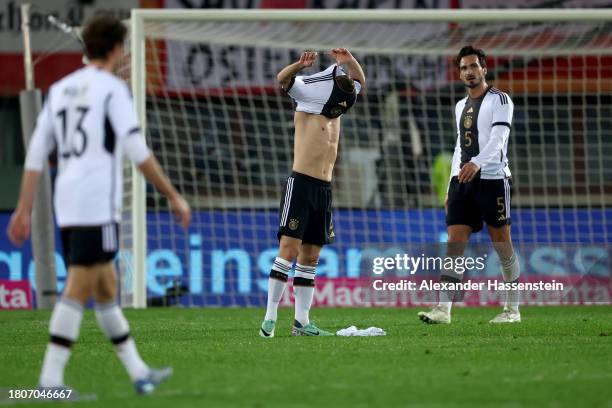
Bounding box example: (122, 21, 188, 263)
(39, 344, 71, 387)
(95, 301, 149, 381)
(294, 263, 316, 326)
(437, 262, 463, 314)
(95, 301, 129, 338)
(39, 298, 83, 387)
(116, 338, 150, 381)
(264, 257, 292, 321)
(501, 253, 521, 312)
(438, 293, 453, 314)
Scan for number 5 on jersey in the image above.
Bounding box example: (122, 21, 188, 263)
(464, 130, 473, 147)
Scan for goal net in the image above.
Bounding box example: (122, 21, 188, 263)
(119, 10, 612, 308)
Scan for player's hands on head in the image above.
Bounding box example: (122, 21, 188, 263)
(330, 48, 355, 65)
(6, 209, 31, 247)
(170, 194, 191, 229)
(458, 162, 480, 183)
(299, 51, 317, 68)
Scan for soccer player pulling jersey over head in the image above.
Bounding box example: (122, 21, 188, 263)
(260, 49, 365, 337)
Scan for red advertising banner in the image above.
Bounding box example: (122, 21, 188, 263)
(0, 279, 33, 310)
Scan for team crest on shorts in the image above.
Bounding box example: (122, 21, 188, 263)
(288, 218, 299, 231)
(330, 106, 343, 117)
(463, 116, 472, 128)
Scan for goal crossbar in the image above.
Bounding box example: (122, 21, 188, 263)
(132, 8, 612, 23)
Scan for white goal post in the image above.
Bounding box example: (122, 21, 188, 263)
(125, 8, 612, 309)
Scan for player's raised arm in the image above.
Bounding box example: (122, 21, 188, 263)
(276, 51, 317, 90)
(330, 48, 365, 92)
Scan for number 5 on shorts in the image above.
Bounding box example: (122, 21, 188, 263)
(497, 196, 505, 214)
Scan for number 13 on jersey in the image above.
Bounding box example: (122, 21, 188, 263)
(56, 106, 89, 159)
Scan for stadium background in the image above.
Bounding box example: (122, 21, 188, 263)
(0, 0, 611, 309)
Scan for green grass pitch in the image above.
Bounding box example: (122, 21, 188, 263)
(1, 306, 611, 407)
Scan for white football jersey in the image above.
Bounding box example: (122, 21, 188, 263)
(287, 64, 362, 118)
(25, 66, 150, 227)
(450, 86, 514, 179)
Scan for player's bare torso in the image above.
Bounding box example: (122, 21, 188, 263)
(292, 111, 340, 182)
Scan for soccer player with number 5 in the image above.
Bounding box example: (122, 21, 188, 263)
(7, 15, 191, 395)
(419, 45, 521, 324)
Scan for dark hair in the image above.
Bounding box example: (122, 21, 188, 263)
(455, 45, 487, 69)
(335, 75, 355, 93)
(81, 14, 127, 60)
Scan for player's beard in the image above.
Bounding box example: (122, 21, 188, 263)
(464, 77, 482, 89)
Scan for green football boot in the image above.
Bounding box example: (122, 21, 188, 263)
(291, 320, 334, 336)
(259, 319, 276, 338)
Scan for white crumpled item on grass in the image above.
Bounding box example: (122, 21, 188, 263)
(336, 326, 386, 336)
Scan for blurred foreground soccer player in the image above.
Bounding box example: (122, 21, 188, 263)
(418, 45, 521, 324)
(260, 49, 365, 337)
(7, 15, 191, 394)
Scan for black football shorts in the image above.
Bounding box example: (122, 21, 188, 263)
(277, 171, 335, 246)
(60, 223, 118, 266)
(446, 176, 512, 233)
